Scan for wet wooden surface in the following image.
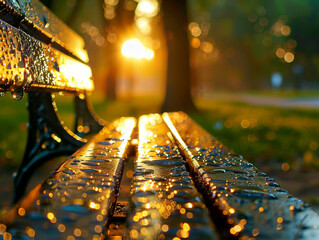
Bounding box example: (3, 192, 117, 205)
(163, 112, 319, 239)
(0, 19, 93, 97)
(1, 113, 319, 240)
(127, 114, 218, 239)
(0, 117, 136, 239)
(0, 0, 88, 62)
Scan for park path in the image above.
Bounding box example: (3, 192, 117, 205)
(202, 92, 319, 109)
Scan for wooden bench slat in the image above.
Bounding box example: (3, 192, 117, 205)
(0, 19, 93, 95)
(163, 112, 319, 239)
(0, 0, 88, 63)
(0, 117, 136, 240)
(127, 114, 218, 239)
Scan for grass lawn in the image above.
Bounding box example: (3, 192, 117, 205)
(0, 92, 318, 172)
(194, 98, 319, 170)
(208, 89, 319, 98)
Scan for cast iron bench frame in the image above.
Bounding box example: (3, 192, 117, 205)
(0, 0, 104, 202)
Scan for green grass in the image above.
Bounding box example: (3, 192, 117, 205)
(247, 90, 319, 98)
(0, 94, 28, 170)
(0, 93, 318, 172)
(194, 98, 319, 169)
(208, 89, 319, 98)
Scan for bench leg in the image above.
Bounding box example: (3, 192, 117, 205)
(13, 92, 86, 203)
(74, 94, 104, 137)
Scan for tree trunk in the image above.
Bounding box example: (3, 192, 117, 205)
(103, 0, 134, 100)
(161, 0, 196, 113)
(65, 0, 85, 27)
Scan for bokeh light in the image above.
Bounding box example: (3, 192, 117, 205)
(135, 0, 159, 18)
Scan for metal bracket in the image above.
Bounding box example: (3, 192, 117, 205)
(13, 92, 87, 203)
(74, 93, 104, 137)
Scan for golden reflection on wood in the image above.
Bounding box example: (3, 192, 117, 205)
(0, 118, 136, 239)
(0, 20, 93, 97)
(163, 111, 319, 239)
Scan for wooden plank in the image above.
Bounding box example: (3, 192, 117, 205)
(0, 19, 93, 97)
(0, 0, 88, 63)
(0, 117, 136, 240)
(128, 114, 218, 240)
(163, 112, 319, 239)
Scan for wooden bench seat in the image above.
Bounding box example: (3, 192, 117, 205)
(1, 113, 319, 239)
(128, 114, 217, 239)
(163, 112, 319, 239)
(1, 117, 135, 240)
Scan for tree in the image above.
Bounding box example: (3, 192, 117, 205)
(101, 0, 135, 100)
(161, 0, 196, 113)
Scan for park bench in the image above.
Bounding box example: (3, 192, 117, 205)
(0, 0, 319, 239)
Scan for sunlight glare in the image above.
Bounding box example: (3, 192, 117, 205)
(121, 39, 154, 60)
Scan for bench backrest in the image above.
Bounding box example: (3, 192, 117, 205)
(0, 0, 93, 98)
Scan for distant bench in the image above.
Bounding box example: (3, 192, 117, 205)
(0, 1, 319, 239)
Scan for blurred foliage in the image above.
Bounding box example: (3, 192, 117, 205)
(189, 0, 319, 90)
(40, 0, 319, 94)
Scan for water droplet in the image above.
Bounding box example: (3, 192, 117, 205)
(134, 169, 154, 176)
(275, 189, 288, 193)
(210, 169, 226, 174)
(87, 159, 111, 163)
(210, 179, 227, 184)
(98, 183, 112, 188)
(266, 177, 275, 182)
(141, 159, 184, 166)
(80, 169, 99, 173)
(258, 173, 267, 177)
(236, 176, 249, 180)
(242, 162, 254, 167)
(11, 91, 24, 100)
(62, 204, 91, 214)
(133, 190, 157, 196)
(268, 182, 280, 187)
(62, 168, 75, 175)
(232, 189, 277, 199)
(145, 177, 167, 181)
(171, 185, 194, 190)
(40, 194, 50, 199)
(174, 179, 191, 184)
(69, 182, 87, 187)
(81, 162, 99, 166)
(26, 212, 47, 221)
(153, 144, 170, 148)
(98, 141, 113, 145)
(104, 138, 122, 141)
(85, 189, 100, 194)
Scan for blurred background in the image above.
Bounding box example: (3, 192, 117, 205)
(0, 0, 319, 212)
